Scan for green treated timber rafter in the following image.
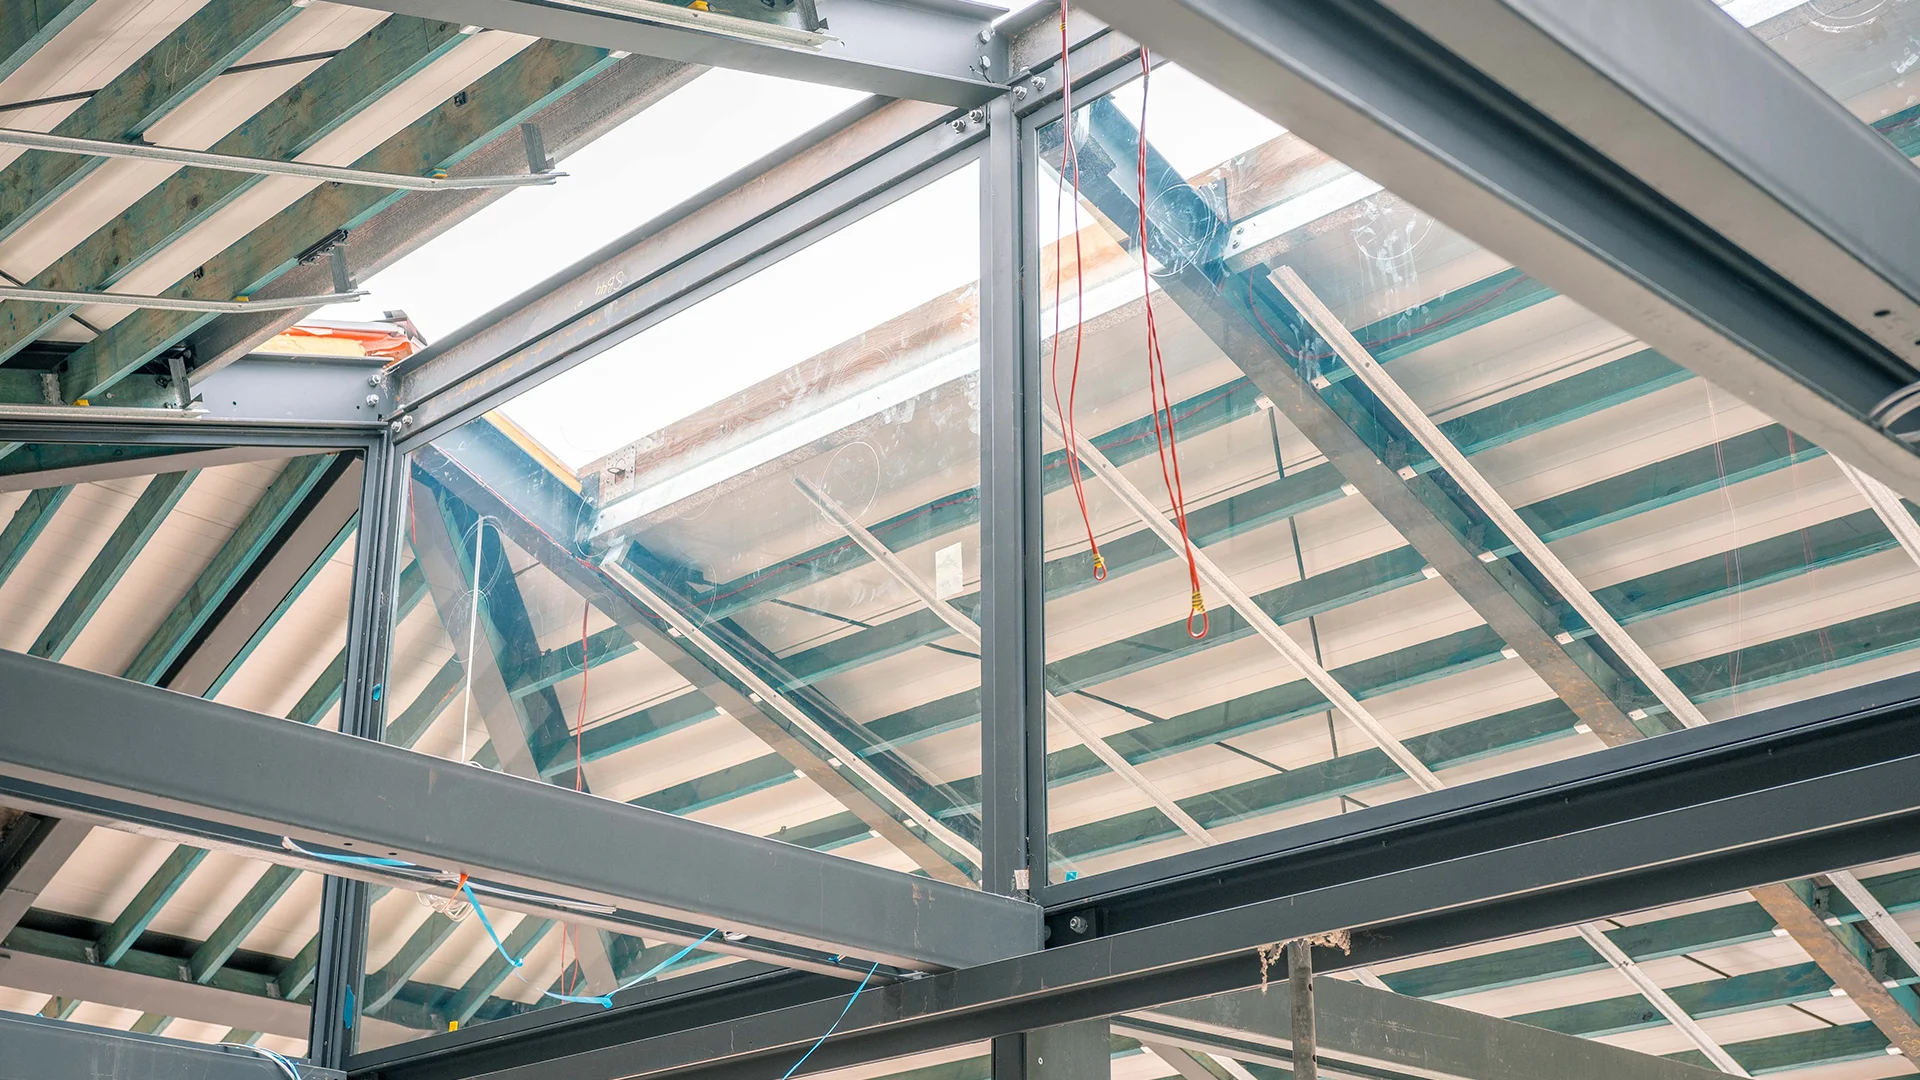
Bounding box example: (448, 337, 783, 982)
(0, 486, 69, 588)
(285, 558, 430, 727)
(0, 15, 473, 362)
(364, 911, 460, 1014)
(204, 509, 360, 700)
(59, 39, 621, 404)
(0, 0, 302, 247)
(515, 343, 1693, 776)
(29, 470, 195, 660)
(569, 414, 1871, 833)
(122, 453, 336, 684)
(0, 1, 96, 85)
(95, 845, 210, 967)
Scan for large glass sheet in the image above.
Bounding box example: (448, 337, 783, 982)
(1035, 65, 1920, 884)
(1722, 0, 1920, 154)
(374, 161, 984, 1040)
(0, 443, 356, 1051)
(316, 70, 869, 340)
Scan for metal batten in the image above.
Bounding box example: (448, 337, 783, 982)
(0, 127, 563, 190)
(599, 558, 983, 866)
(791, 476, 1216, 847)
(0, 284, 366, 314)
(1268, 266, 1711, 730)
(1835, 457, 1920, 568)
(549, 0, 829, 48)
(1040, 404, 1444, 792)
(1827, 871, 1920, 989)
(1574, 923, 1748, 1076)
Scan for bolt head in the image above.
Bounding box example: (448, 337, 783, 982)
(953, 118, 969, 133)
(1030, 75, 1047, 90)
(1012, 86, 1028, 101)
(365, 393, 381, 407)
(1068, 914, 1091, 933)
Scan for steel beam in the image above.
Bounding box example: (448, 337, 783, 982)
(0, 648, 1041, 973)
(392, 97, 968, 443)
(0, 1011, 342, 1080)
(29, 470, 195, 661)
(1373, 0, 1920, 414)
(1050, 95, 1646, 746)
(1042, 405, 1443, 791)
(1573, 923, 1746, 1075)
(0, 126, 559, 189)
(794, 476, 1211, 847)
(0, 0, 301, 247)
(1075, 0, 1920, 506)
(416, 433, 979, 885)
(1119, 976, 1722, 1080)
(0, 813, 89, 940)
(183, 57, 702, 380)
(346, 674, 1920, 1080)
(333, 0, 1003, 106)
(1747, 882, 1920, 1061)
(56, 40, 622, 408)
(0, 445, 323, 496)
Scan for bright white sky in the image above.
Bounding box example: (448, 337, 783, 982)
(316, 68, 871, 335)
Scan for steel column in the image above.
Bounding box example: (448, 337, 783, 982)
(314, 434, 403, 1067)
(979, 88, 1046, 901)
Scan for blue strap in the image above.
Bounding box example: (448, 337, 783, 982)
(779, 962, 880, 1080)
(285, 838, 420, 870)
(613, 929, 719, 994)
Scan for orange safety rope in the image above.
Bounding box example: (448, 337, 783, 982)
(1135, 52, 1207, 637)
(1051, 0, 1105, 581)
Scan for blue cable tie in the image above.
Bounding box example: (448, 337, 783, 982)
(779, 962, 880, 1080)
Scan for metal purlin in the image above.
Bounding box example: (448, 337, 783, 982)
(792, 475, 1215, 847)
(1270, 266, 1750, 1073)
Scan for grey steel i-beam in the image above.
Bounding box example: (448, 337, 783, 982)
(1119, 975, 1725, 1080)
(1076, 0, 1920, 504)
(0, 1011, 342, 1080)
(329, 0, 1005, 106)
(1368, 0, 1920, 419)
(0, 649, 1041, 973)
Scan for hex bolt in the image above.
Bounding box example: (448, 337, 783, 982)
(1068, 914, 1091, 934)
(365, 393, 381, 407)
(1012, 86, 1028, 102)
(1030, 74, 1047, 90)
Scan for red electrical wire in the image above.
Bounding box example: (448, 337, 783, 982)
(1051, 0, 1105, 582)
(1135, 52, 1207, 638)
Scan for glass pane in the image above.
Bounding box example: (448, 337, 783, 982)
(1722, 0, 1920, 154)
(0, 445, 356, 1050)
(316, 69, 869, 341)
(375, 160, 984, 1041)
(1035, 65, 1920, 884)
